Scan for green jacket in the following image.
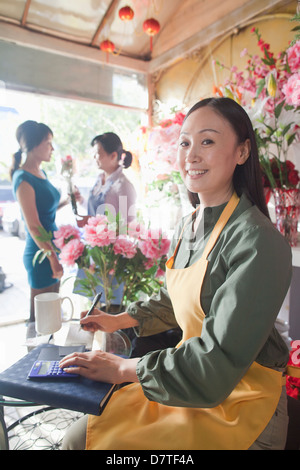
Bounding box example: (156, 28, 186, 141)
(127, 194, 292, 408)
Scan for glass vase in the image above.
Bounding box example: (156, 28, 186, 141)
(272, 188, 300, 247)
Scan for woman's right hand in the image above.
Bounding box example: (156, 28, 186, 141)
(80, 308, 119, 333)
(80, 309, 139, 333)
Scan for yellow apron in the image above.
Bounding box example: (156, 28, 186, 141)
(86, 192, 284, 450)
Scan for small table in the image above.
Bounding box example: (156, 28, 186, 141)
(0, 325, 131, 450)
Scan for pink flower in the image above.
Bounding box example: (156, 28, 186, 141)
(242, 78, 257, 96)
(84, 215, 116, 247)
(283, 72, 300, 107)
(61, 155, 73, 163)
(113, 236, 137, 259)
(143, 259, 166, 278)
(127, 221, 147, 239)
(138, 229, 170, 259)
(254, 64, 268, 78)
(172, 112, 185, 126)
(59, 238, 84, 266)
(53, 225, 81, 249)
(61, 155, 74, 175)
(156, 267, 165, 278)
(286, 42, 300, 73)
(138, 238, 157, 259)
(144, 259, 154, 270)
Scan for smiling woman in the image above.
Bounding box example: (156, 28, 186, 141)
(178, 112, 250, 207)
(179, 97, 268, 216)
(61, 97, 292, 451)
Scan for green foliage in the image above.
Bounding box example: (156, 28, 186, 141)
(32, 226, 58, 266)
(39, 98, 142, 177)
(290, 13, 300, 46)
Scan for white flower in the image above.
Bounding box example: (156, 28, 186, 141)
(244, 97, 269, 130)
(277, 107, 300, 129)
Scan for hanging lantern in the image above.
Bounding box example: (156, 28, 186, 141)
(100, 39, 115, 62)
(143, 18, 160, 51)
(119, 5, 134, 21)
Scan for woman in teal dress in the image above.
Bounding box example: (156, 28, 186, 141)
(10, 120, 71, 332)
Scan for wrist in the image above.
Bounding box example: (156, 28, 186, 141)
(48, 251, 59, 263)
(118, 357, 139, 383)
(115, 312, 139, 330)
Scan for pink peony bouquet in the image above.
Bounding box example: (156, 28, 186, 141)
(213, 27, 300, 190)
(34, 214, 170, 310)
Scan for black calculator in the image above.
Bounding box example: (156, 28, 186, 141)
(28, 360, 79, 379)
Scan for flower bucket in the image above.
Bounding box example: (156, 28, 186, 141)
(272, 188, 300, 247)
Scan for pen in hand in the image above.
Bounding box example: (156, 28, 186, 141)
(80, 292, 102, 328)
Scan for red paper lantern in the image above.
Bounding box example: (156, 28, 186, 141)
(143, 18, 160, 51)
(100, 39, 115, 53)
(119, 5, 134, 21)
(100, 40, 115, 62)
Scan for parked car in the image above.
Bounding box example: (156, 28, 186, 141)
(0, 185, 15, 229)
(2, 201, 26, 239)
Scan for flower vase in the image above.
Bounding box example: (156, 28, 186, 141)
(272, 188, 300, 247)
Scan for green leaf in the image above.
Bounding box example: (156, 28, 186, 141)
(38, 251, 49, 264)
(32, 249, 52, 266)
(36, 226, 53, 242)
(255, 79, 265, 98)
(287, 133, 296, 146)
(281, 122, 293, 137)
(32, 249, 44, 266)
(274, 101, 285, 119)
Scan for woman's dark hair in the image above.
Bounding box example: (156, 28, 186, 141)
(10, 120, 53, 180)
(91, 132, 133, 169)
(183, 97, 269, 218)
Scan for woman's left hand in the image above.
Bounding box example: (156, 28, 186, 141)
(49, 256, 64, 279)
(76, 215, 90, 227)
(59, 350, 139, 384)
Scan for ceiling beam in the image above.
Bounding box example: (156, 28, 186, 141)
(21, 0, 32, 26)
(91, 0, 120, 46)
(0, 21, 148, 75)
(148, 0, 286, 73)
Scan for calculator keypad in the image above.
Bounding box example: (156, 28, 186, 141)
(28, 360, 79, 378)
(50, 362, 64, 375)
(50, 361, 78, 377)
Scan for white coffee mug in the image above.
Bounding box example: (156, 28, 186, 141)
(34, 292, 74, 335)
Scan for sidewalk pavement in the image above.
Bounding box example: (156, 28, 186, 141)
(0, 230, 28, 326)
